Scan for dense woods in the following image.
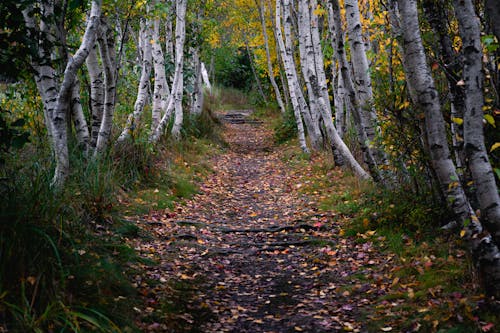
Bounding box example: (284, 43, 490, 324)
(1, 0, 499, 331)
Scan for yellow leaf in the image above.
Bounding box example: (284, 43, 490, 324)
(451, 117, 463, 125)
(490, 142, 500, 152)
(460, 229, 466, 238)
(484, 114, 496, 127)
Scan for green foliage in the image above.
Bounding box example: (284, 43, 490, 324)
(273, 109, 298, 144)
(0, 143, 141, 332)
(212, 46, 253, 90)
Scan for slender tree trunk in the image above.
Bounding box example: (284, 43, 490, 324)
(344, 0, 389, 178)
(171, 0, 187, 140)
(70, 78, 90, 152)
(152, 0, 187, 142)
(329, 0, 382, 182)
(422, 0, 466, 176)
(282, 0, 323, 150)
(94, 18, 117, 155)
(258, 0, 286, 114)
(86, 42, 105, 149)
(117, 17, 153, 142)
(201, 62, 212, 91)
(191, 47, 204, 115)
(50, 0, 102, 187)
(392, 0, 500, 298)
(246, 42, 268, 103)
(452, 0, 500, 243)
(151, 14, 170, 130)
(275, 0, 309, 153)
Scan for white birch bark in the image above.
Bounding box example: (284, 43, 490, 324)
(201, 62, 212, 91)
(329, 0, 382, 181)
(392, 0, 500, 297)
(151, 0, 187, 142)
(86, 42, 105, 149)
(151, 14, 170, 130)
(170, 0, 187, 140)
(94, 19, 117, 155)
(258, 0, 286, 114)
(70, 78, 90, 152)
(51, 0, 102, 187)
(117, 18, 153, 142)
(452, 0, 500, 243)
(275, 0, 309, 153)
(282, 0, 323, 150)
(344, 0, 377, 140)
(191, 47, 204, 115)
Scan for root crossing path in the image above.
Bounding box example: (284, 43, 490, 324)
(132, 110, 387, 332)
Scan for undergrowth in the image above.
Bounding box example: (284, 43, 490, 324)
(0, 92, 225, 331)
(284, 148, 500, 333)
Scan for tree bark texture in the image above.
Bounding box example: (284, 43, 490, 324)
(452, 0, 500, 243)
(394, 0, 500, 298)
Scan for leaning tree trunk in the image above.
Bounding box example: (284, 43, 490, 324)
(329, 0, 381, 182)
(344, 0, 389, 180)
(422, 0, 466, 177)
(275, 0, 309, 153)
(86, 42, 105, 149)
(170, 0, 187, 140)
(392, 0, 500, 298)
(50, 0, 102, 187)
(94, 18, 117, 156)
(151, 13, 170, 130)
(452, 0, 500, 244)
(258, 0, 286, 115)
(117, 17, 153, 142)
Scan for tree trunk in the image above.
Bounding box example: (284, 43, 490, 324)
(422, 0, 466, 177)
(50, 0, 102, 187)
(117, 17, 153, 142)
(151, 14, 170, 130)
(191, 47, 204, 115)
(170, 0, 187, 140)
(392, 0, 500, 298)
(246, 42, 268, 104)
(329, 0, 381, 182)
(282, 0, 323, 150)
(151, 0, 187, 142)
(94, 18, 117, 155)
(275, 0, 309, 153)
(86, 42, 105, 149)
(344, 0, 389, 180)
(452, 0, 500, 243)
(70, 78, 90, 153)
(258, 0, 286, 114)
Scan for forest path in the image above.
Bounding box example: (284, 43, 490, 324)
(132, 111, 388, 332)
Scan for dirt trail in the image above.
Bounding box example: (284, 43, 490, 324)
(132, 111, 388, 332)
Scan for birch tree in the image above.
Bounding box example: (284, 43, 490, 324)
(117, 17, 153, 142)
(94, 18, 117, 155)
(151, 11, 170, 130)
(86, 42, 105, 149)
(170, 0, 187, 140)
(24, 0, 102, 187)
(257, 0, 286, 115)
(452, 0, 500, 244)
(391, 0, 500, 297)
(151, 0, 187, 142)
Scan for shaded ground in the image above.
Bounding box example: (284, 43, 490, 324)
(129, 111, 397, 332)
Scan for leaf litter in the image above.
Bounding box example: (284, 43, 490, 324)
(126, 110, 495, 332)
